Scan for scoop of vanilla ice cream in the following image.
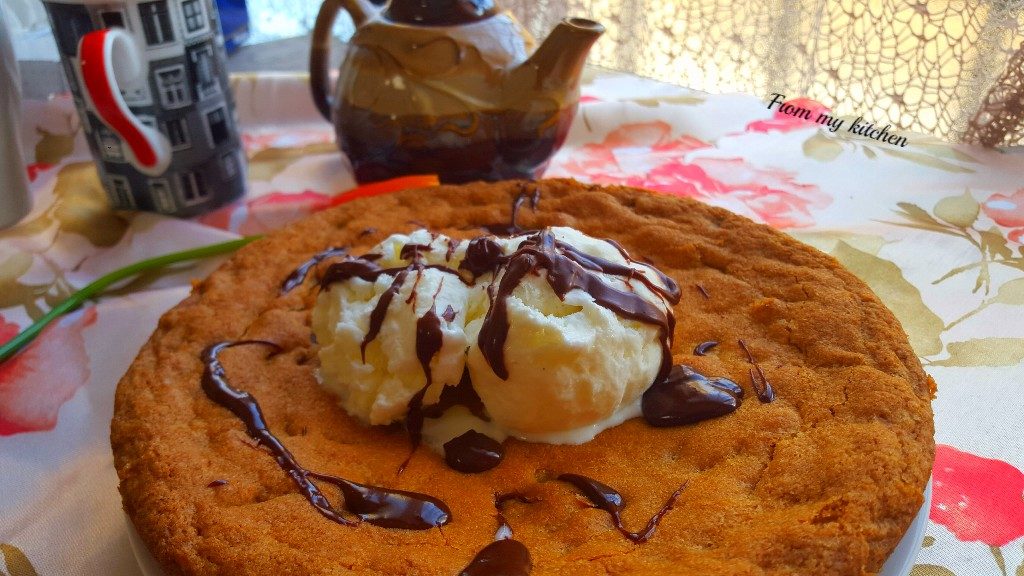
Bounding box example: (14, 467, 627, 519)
(313, 230, 472, 425)
(464, 226, 671, 439)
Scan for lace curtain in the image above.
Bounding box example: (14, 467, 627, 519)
(504, 0, 1024, 147)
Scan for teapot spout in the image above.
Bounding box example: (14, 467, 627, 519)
(515, 18, 604, 92)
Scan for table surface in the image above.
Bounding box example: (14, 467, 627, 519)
(1, 71, 1023, 576)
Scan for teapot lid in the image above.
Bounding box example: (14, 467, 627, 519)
(384, 0, 499, 25)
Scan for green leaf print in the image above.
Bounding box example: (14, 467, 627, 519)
(934, 192, 980, 228)
(802, 132, 844, 161)
(33, 127, 76, 166)
(930, 338, 1024, 367)
(830, 241, 944, 357)
(881, 147, 975, 173)
(0, 544, 39, 576)
(248, 142, 338, 181)
(910, 565, 956, 576)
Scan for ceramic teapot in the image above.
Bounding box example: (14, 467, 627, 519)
(310, 0, 604, 183)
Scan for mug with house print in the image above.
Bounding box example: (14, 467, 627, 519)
(42, 0, 246, 217)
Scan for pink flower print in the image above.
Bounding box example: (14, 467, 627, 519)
(548, 122, 830, 228)
(0, 307, 97, 436)
(0, 314, 19, 346)
(931, 444, 1024, 547)
(26, 162, 54, 182)
(983, 189, 1024, 229)
(745, 97, 831, 133)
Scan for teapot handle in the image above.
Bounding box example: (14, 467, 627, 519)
(309, 0, 379, 121)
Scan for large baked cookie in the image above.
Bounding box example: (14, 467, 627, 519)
(112, 179, 934, 575)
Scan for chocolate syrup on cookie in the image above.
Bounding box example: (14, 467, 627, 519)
(642, 365, 743, 427)
(693, 341, 718, 356)
(459, 493, 536, 575)
(201, 341, 451, 530)
(557, 473, 686, 543)
(280, 247, 348, 293)
(459, 540, 532, 576)
(482, 186, 540, 236)
(444, 430, 504, 473)
(737, 339, 776, 403)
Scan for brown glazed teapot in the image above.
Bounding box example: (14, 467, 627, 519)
(309, 0, 604, 183)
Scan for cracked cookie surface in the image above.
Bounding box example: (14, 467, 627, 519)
(111, 179, 934, 576)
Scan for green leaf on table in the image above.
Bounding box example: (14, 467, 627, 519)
(934, 191, 979, 228)
(0, 543, 39, 576)
(248, 142, 338, 181)
(34, 127, 76, 166)
(921, 535, 935, 547)
(881, 147, 975, 173)
(802, 132, 843, 161)
(931, 338, 1024, 367)
(979, 226, 1012, 260)
(831, 241, 944, 357)
(909, 565, 956, 576)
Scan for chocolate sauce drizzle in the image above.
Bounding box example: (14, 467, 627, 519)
(456, 237, 503, 279)
(201, 341, 451, 530)
(415, 304, 444, 386)
(459, 494, 536, 576)
(695, 284, 710, 299)
(693, 341, 718, 356)
(280, 247, 348, 294)
(362, 269, 410, 361)
(401, 243, 434, 261)
(475, 229, 680, 381)
(494, 493, 538, 538)
(444, 430, 504, 473)
(557, 473, 687, 543)
(459, 540, 532, 576)
(642, 365, 743, 427)
(737, 339, 776, 403)
(482, 186, 541, 236)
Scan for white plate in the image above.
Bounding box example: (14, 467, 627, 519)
(126, 479, 932, 576)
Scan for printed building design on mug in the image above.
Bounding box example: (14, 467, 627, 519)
(43, 0, 245, 216)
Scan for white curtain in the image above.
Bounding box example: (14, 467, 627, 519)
(505, 0, 1024, 146)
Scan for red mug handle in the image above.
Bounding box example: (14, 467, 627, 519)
(77, 28, 171, 176)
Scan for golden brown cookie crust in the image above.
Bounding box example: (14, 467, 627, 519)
(111, 179, 934, 576)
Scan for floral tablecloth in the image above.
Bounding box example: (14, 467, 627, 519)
(1, 71, 1023, 576)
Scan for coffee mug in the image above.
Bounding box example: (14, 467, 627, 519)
(42, 0, 246, 217)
